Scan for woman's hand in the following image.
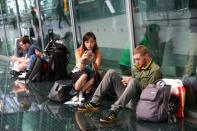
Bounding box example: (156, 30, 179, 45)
(81, 52, 88, 62)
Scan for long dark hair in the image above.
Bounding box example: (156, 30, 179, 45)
(79, 32, 98, 57)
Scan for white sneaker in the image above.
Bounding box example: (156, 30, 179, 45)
(18, 72, 26, 79)
(71, 95, 79, 102)
(78, 91, 85, 103)
(64, 100, 81, 105)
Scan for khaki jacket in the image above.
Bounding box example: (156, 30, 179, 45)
(132, 59, 162, 89)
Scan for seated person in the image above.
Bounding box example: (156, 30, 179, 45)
(71, 32, 102, 102)
(18, 50, 45, 80)
(26, 49, 44, 71)
(10, 36, 40, 76)
(78, 45, 162, 123)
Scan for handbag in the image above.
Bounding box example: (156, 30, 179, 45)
(47, 80, 75, 102)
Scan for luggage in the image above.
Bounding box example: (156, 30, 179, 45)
(136, 84, 169, 122)
(26, 38, 69, 82)
(25, 56, 48, 82)
(162, 79, 185, 117)
(136, 83, 180, 123)
(47, 80, 76, 103)
(183, 75, 197, 111)
(44, 39, 69, 80)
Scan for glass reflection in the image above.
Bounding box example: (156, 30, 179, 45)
(5, 0, 21, 56)
(0, 0, 20, 56)
(39, 0, 75, 72)
(74, 109, 184, 130)
(0, 59, 196, 131)
(132, 0, 197, 112)
(30, 6, 40, 37)
(73, 0, 130, 73)
(183, 0, 197, 111)
(75, 111, 100, 130)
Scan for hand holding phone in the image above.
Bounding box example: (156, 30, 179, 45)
(86, 50, 92, 55)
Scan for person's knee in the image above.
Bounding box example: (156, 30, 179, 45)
(128, 78, 141, 90)
(130, 78, 138, 83)
(102, 69, 120, 82)
(81, 73, 88, 79)
(76, 73, 88, 84)
(106, 69, 117, 76)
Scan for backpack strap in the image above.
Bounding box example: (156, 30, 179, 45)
(163, 85, 179, 123)
(163, 85, 171, 109)
(168, 112, 177, 123)
(162, 85, 177, 123)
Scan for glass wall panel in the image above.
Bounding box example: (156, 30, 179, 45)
(39, 0, 74, 72)
(0, 12, 7, 56)
(132, 0, 197, 111)
(17, 0, 42, 51)
(73, 0, 130, 75)
(2, 0, 21, 56)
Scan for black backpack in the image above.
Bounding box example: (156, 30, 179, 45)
(136, 83, 180, 123)
(25, 39, 69, 82)
(44, 39, 69, 80)
(25, 56, 48, 82)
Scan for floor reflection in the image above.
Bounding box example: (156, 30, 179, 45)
(0, 60, 197, 130)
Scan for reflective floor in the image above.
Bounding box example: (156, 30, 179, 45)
(0, 60, 197, 131)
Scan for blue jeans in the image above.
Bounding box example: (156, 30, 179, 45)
(26, 54, 45, 71)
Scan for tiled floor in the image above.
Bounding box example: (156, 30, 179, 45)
(0, 60, 197, 131)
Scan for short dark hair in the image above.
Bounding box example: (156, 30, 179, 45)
(133, 45, 148, 56)
(19, 36, 30, 45)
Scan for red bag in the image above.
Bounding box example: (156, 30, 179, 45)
(177, 86, 185, 117)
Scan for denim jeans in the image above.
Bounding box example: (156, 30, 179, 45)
(26, 54, 45, 71)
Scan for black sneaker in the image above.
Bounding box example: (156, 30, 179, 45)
(9, 70, 21, 77)
(9, 76, 18, 81)
(100, 110, 117, 123)
(78, 102, 100, 111)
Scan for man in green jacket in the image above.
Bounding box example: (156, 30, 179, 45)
(78, 45, 162, 123)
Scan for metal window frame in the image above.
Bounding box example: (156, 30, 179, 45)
(68, 0, 78, 51)
(36, 0, 45, 51)
(0, 2, 9, 56)
(125, 0, 135, 67)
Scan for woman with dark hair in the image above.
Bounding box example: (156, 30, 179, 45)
(71, 32, 102, 102)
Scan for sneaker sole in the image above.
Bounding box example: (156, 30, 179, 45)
(77, 107, 100, 111)
(99, 118, 117, 123)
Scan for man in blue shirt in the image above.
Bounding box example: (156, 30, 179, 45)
(11, 36, 40, 76)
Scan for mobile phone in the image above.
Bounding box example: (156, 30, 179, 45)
(86, 50, 92, 55)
